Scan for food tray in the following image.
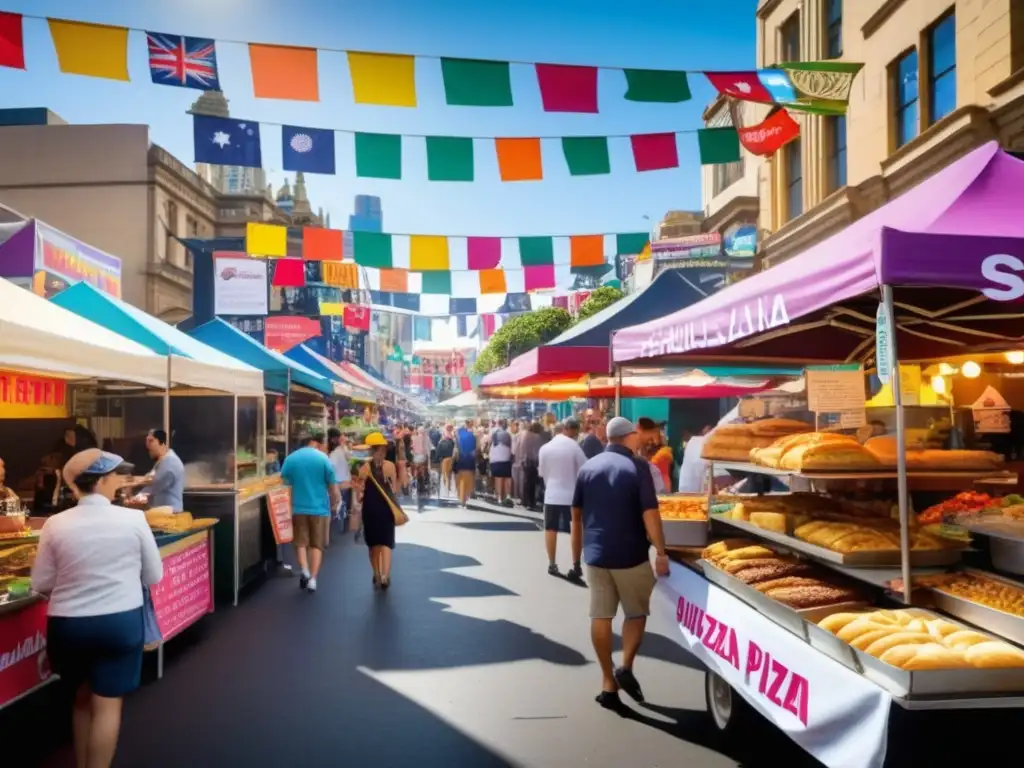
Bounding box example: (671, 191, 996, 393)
(662, 519, 709, 547)
(701, 559, 810, 640)
(710, 461, 1017, 486)
(712, 516, 963, 567)
(925, 569, 1024, 648)
(805, 610, 865, 672)
(961, 517, 1024, 544)
(843, 608, 1024, 698)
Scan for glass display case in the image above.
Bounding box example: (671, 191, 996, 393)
(235, 396, 266, 485)
(266, 394, 286, 472)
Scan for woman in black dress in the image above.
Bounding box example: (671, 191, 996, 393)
(356, 433, 398, 589)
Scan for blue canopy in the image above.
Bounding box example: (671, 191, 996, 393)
(50, 283, 264, 395)
(188, 319, 335, 397)
(283, 345, 368, 401)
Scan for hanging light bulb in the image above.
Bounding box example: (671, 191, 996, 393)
(930, 375, 947, 395)
(962, 361, 982, 379)
(1005, 351, 1024, 365)
(938, 362, 956, 376)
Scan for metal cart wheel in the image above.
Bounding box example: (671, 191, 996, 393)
(704, 671, 752, 734)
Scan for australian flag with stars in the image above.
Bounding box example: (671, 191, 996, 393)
(193, 115, 262, 168)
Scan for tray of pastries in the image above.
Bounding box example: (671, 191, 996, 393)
(912, 570, 1024, 647)
(750, 432, 882, 472)
(700, 539, 868, 640)
(659, 495, 709, 547)
(701, 419, 812, 463)
(816, 608, 1024, 697)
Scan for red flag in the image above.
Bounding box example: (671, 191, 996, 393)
(735, 107, 800, 156)
(481, 314, 497, 340)
(0, 13, 25, 70)
(705, 71, 773, 103)
(343, 304, 370, 331)
(265, 317, 320, 351)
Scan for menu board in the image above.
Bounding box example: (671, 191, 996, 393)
(806, 365, 866, 428)
(150, 536, 213, 642)
(267, 487, 294, 545)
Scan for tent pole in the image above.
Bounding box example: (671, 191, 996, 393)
(614, 366, 622, 417)
(883, 285, 912, 604)
(163, 356, 172, 446)
(284, 369, 292, 457)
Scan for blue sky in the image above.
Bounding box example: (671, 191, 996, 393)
(0, 0, 757, 239)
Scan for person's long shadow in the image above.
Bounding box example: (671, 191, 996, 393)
(612, 631, 704, 672)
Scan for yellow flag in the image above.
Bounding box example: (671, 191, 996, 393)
(409, 235, 450, 271)
(319, 301, 345, 316)
(48, 20, 129, 81)
(246, 222, 287, 257)
(347, 52, 417, 107)
(637, 241, 652, 262)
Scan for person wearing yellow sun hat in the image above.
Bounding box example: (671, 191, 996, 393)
(355, 432, 401, 589)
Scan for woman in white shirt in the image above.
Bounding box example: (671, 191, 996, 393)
(32, 449, 163, 768)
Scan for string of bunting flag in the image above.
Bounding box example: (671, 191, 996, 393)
(0, 12, 861, 116)
(194, 114, 747, 181)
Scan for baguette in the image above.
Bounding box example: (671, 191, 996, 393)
(863, 632, 934, 657)
(964, 641, 1024, 668)
(818, 612, 869, 634)
(943, 630, 990, 651)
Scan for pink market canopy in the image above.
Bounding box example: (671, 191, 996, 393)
(613, 142, 1024, 366)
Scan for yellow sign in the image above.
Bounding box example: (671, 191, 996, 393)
(0, 371, 70, 419)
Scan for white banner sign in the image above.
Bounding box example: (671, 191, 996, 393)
(213, 258, 268, 317)
(656, 566, 891, 768)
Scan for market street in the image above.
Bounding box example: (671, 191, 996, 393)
(5, 500, 1018, 768)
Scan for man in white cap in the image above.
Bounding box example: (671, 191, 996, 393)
(571, 416, 669, 712)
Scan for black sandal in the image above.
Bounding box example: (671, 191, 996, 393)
(380, 575, 391, 590)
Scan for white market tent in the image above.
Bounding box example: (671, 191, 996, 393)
(436, 390, 480, 409)
(0, 276, 168, 387)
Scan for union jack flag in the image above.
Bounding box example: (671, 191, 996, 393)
(146, 32, 220, 90)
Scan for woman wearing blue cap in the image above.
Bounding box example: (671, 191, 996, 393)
(31, 448, 163, 768)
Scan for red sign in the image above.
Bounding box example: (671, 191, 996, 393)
(0, 371, 69, 419)
(150, 537, 213, 642)
(264, 317, 321, 352)
(738, 108, 801, 157)
(267, 487, 294, 545)
(0, 600, 50, 709)
(343, 304, 371, 332)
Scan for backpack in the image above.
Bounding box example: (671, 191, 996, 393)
(492, 428, 511, 448)
(456, 428, 476, 459)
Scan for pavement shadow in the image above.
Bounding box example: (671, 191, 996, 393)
(449, 521, 540, 532)
(612, 631, 704, 672)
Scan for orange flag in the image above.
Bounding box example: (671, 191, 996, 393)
(478, 269, 507, 294)
(495, 138, 543, 182)
(379, 269, 408, 293)
(322, 262, 358, 289)
(249, 44, 319, 101)
(570, 235, 605, 267)
(302, 227, 343, 260)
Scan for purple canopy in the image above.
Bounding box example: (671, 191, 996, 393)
(613, 142, 1024, 366)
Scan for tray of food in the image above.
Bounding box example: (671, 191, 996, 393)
(659, 495, 709, 547)
(700, 539, 868, 642)
(712, 516, 963, 567)
(816, 608, 1024, 697)
(912, 570, 1024, 647)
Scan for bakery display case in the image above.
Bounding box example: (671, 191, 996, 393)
(658, 494, 708, 547)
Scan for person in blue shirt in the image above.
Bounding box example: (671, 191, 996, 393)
(144, 429, 185, 513)
(454, 419, 478, 508)
(281, 434, 340, 594)
(572, 416, 669, 712)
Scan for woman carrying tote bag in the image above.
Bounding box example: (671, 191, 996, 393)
(356, 433, 407, 590)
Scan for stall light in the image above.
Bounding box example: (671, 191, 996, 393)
(1005, 351, 1024, 365)
(962, 361, 982, 379)
(930, 375, 947, 395)
(938, 362, 957, 376)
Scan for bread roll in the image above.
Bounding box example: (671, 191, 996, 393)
(836, 620, 889, 642)
(863, 632, 934, 657)
(783, 441, 882, 472)
(881, 643, 971, 670)
(864, 436, 899, 466)
(944, 630, 991, 651)
(748, 418, 813, 437)
(721, 557, 784, 574)
(925, 619, 961, 639)
(805, 524, 860, 548)
(720, 545, 776, 561)
(735, 563, 814, 585)
(850, 627, 903, 650)
(964, 642, 1024, 668)
(713, 423, 753, 437)
(906, 449, 1005, 472)
(750, 512, 787, 534)
(818, 612, 868, 634)
(752, 576, 822, 593)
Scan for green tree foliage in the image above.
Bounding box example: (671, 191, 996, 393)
(473, 307, 572, 374)
(575, 285, 624, 323)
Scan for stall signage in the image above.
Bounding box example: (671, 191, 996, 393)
(980, 253, 1024, 301)
(0, 600, 50, 709)
(264, 317, 320, 352)
(36, 223, 122, 299)
(875, 303, 893, 384)
(0, 371, 69, 419)
(213, 257, 269, 317)
(150, 535, 213, 642)
(267, 487, 294, 545)
(659, 567, 890, 768)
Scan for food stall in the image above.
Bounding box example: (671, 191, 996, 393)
(50, 285, 265, 611)
(0, 277, 168, 711)
(187, 319, 340, 592)
(610, 141, 1024, 768)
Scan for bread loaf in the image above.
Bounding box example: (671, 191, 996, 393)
(750, 512, 787, 534)
(964, 641, 1024, 668)
(748, 418, 813, 437)
(863, 632, 934, 657)
(906, 449, 1005, 472)
(781, 440, 881, 472)
(818, 612, 868, 634)
(943, 630, 991, 650)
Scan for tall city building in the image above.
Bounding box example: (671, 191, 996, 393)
(189, 91, 269, 198)
(342, 194, 384, 259)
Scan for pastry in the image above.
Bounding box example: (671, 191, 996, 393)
(818, 612, 868, 633)
(943, 630, 991, 650)
(906, 449, 1005, 472)
(885, 643, 972, 670)
(782, 441, 882, 472)
(850, 627, 904, 650)
(721, 557, 785, 574)
(752, 576, 822, 593)
(718, 545, 776, 561)
(764, 584, 859, 609)
(733, 563, 812, 585)
(748, 418, 813, 437)
(701, 539, 756, 561)
(749, 512, 787, 534)
(863, 632, 934, 657)
(964, 641, 1024, 668)
(753, 432, 851, 469)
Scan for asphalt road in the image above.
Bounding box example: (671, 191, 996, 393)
(8, 499, 1019, 767)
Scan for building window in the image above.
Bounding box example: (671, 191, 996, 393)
(928, 11, 956, 125)
(825, 0, 842, 58)
(828, 116, 847, 192)
(713, 155, 745, 196)
(184, 216, 198, 269)
(164, 201, 178, 263)
(893, 49, 919, 148)
(785, 138, 803, 220)
(780, 13, 800, 63)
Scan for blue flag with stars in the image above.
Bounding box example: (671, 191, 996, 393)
(282, 125, 335, 174)
(193, 115, 262, 168)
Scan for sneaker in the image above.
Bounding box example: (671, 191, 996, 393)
(595, 690, 627, 713)
(299, 574, 309, 590)
(614, 667, 644, 703)
(547, 564, 561, 577)
(567, 566, 585, 585)
(307, 577, 317, 593)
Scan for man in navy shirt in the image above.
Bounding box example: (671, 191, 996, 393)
(572, 416, 669, 711)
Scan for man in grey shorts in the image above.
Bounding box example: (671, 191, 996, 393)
(571, 416, 669, 711)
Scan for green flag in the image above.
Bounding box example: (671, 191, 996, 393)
(623, 70, 691, 103)
(778, 61, 863, 115)
(355, 132, 402, 179)
(697, 127, 741, 165)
